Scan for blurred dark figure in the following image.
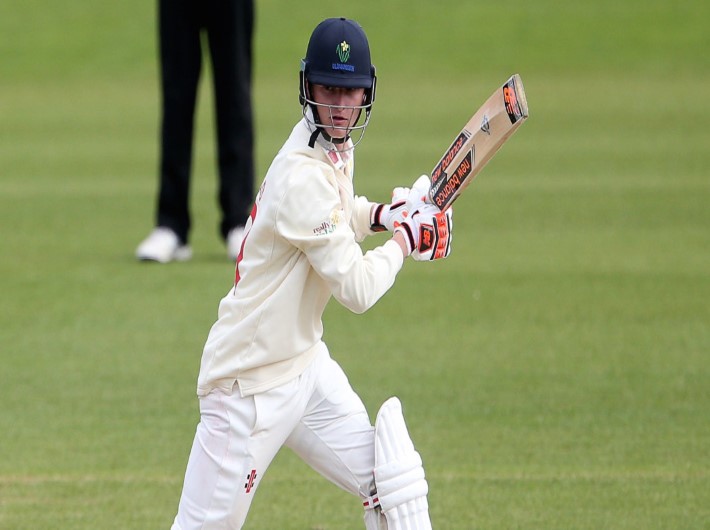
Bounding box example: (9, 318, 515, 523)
(137, 0, 255, 263)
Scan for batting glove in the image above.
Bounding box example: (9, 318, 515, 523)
(394, 203, 453, 261)
(370, 186, 410, 232)
(370, 175, 431, 233)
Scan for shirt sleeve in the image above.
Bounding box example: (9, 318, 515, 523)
(276, 162, 403, 314)
(351, 195, 377, 242)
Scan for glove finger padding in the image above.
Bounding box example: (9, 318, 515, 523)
(404, 175, 431, 215)
(411, 174, 431, 198)
(392, 186, 410, 203)
(411, 206, 453, 261)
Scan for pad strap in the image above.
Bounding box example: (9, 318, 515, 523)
(362, 493, 380, 510)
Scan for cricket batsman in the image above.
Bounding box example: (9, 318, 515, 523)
(170, 17, 453, 529)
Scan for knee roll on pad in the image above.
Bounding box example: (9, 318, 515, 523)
(376, 451, 428, 510)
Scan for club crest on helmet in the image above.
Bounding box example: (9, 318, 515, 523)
(336, 41, 351, 64)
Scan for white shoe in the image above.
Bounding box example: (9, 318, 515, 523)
(136, 227, 192, 263)
(227, 226, 245, 261)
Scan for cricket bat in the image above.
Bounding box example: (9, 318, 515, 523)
(428, 74, 529, 211)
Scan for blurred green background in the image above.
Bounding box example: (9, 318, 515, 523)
(1, 1, 708, 528)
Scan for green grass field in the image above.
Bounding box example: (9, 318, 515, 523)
(1, 1, 709, 528)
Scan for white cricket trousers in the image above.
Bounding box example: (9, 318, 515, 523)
(171, 346, 376, 529)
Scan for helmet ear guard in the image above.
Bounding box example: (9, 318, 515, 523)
(365, 65, 377, 106)
(299, 59, 308, 106)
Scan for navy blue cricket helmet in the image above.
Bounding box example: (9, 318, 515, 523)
(300, 17, 377, 95)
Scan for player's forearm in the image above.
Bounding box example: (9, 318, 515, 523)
(392, 231, 409, 258)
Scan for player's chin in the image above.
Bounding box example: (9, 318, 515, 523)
(326, 127, 349, 140)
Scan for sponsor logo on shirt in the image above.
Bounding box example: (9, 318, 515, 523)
(313, 209, 343, 236)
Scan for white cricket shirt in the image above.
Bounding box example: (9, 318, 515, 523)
(197, 118, 404, 397)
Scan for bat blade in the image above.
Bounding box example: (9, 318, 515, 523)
(429, 74, 529, 211)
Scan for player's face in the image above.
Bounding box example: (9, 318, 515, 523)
(311, 84, 366, 140)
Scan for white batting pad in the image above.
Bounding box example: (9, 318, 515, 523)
(374, 397, 432, 530)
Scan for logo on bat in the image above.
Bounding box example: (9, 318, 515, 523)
(480, 115, 491, 135)
(503, 79, 524, 124)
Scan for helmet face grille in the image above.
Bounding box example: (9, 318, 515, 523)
(301, 99, 372, 152)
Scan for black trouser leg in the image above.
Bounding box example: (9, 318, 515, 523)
(156, 0, 202, 244)
(205, 0, 255, 240)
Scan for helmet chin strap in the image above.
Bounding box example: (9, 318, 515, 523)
(308, 128, 348, 149)
(307, 104, 349, 148)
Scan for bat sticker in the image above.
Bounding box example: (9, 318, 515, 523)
(431, 148, 474, 209)
(503, 77, 525, 124)
(431, 130, 470, 185)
